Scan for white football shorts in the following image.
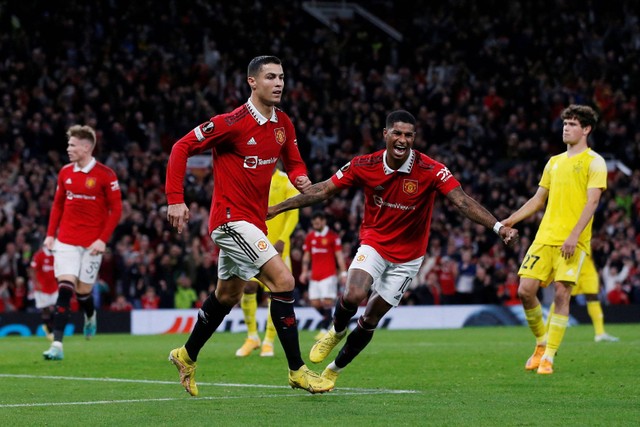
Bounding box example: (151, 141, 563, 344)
(350, 244, 423, 307)
(34, 290, 58, 309)
(308, 275, 339, 300)
(212, 221, 279, 281)
(52, 240, 103, 284)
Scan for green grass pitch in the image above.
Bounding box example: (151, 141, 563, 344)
(1, 325, 638, 426)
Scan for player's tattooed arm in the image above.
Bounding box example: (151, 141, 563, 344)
(446, 187, 501, 229)
(446, 187, 518, 246)
(268, 179, 339, 219)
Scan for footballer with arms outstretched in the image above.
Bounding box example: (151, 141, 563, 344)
(268, 109, 518, 385)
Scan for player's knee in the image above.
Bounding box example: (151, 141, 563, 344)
(55, 281, 75, 311)
(359, 315, 379, 329)
(215, 289, 242, 307)
(343, 288, 367, 306)
(76, 282, 93, 295)
(243, 281, 259, 294)
(517, 282, 537, 302)
(554, 286, 572, 304)
(267, 272, 295, 293)
(517, 288, 531, 302)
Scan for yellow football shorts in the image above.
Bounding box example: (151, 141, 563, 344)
(571, 255, 599, 295)
(518, 242, 587, 287)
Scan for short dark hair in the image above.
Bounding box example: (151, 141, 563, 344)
(311, 210, 326, 220)
(560, 104, 598, 130)
(386, 110, 416, 128)
(247, 55, 282, 77)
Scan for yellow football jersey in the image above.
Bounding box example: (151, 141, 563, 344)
(265, 168, 299, 264)
(534, 148, 607, 254)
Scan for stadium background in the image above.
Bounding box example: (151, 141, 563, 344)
(1, 1, 639, 330)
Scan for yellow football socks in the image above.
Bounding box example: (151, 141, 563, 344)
(545, 303, 555, 332)
(544, 313, 568, 360)
(241, 293, 258, 337)
(524, 304, 547, 345)
(587, 301, 605, 336)
(264, 299, 277, 344)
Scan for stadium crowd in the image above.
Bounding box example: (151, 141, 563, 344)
(1, 0, 639, 312)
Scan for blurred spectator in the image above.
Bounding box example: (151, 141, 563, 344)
(110, 294, 133, 311)
(473, 265, 500, 305)
(0, 242, 27, 283)
(602, 257, 632, 296)
(438, 257, 458, 304)
(499, 272, 521, 306)
(0, 278, 16, 312)
(607, 282, 630, 305)
(140, 286, 160, 310)
(455, 250, 476, 304)
(174, 273, 197, 309)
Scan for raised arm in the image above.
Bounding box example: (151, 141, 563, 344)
(268, 178, 341, 219)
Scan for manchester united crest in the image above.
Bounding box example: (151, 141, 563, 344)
(255, 239, 269, 252)
(85, 177, 96, 189)
(274, 127, 286, 145)
(403, 179, 418, 195)
(355, 254, 367, 263)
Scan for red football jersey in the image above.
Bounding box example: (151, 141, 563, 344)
(331, 149, 460, 263)
(165, 100, 307, 234)
(302, 226, 343, 281)
(30, 248, 58, 294)
(47, 159, 122, 247)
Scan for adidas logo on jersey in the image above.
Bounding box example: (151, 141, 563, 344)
(65, 178, 72, 184)
(247, 137, 257, 145)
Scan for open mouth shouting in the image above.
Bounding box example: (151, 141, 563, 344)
(392, 144, 408, 157)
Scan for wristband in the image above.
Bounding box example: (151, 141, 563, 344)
(493, 221, 504, 235)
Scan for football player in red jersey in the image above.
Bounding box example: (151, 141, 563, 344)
(42, 125, 122, 360)
(268, 110, 518, 385)
(300, 210, 347, 339)
(165, 55, 333, 395)
(30, 247, 58, 340)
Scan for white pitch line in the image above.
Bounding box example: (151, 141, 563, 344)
(0, 391, 402, 408)
(0, 374, 419, 408)
(0, 373, 418, 393)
